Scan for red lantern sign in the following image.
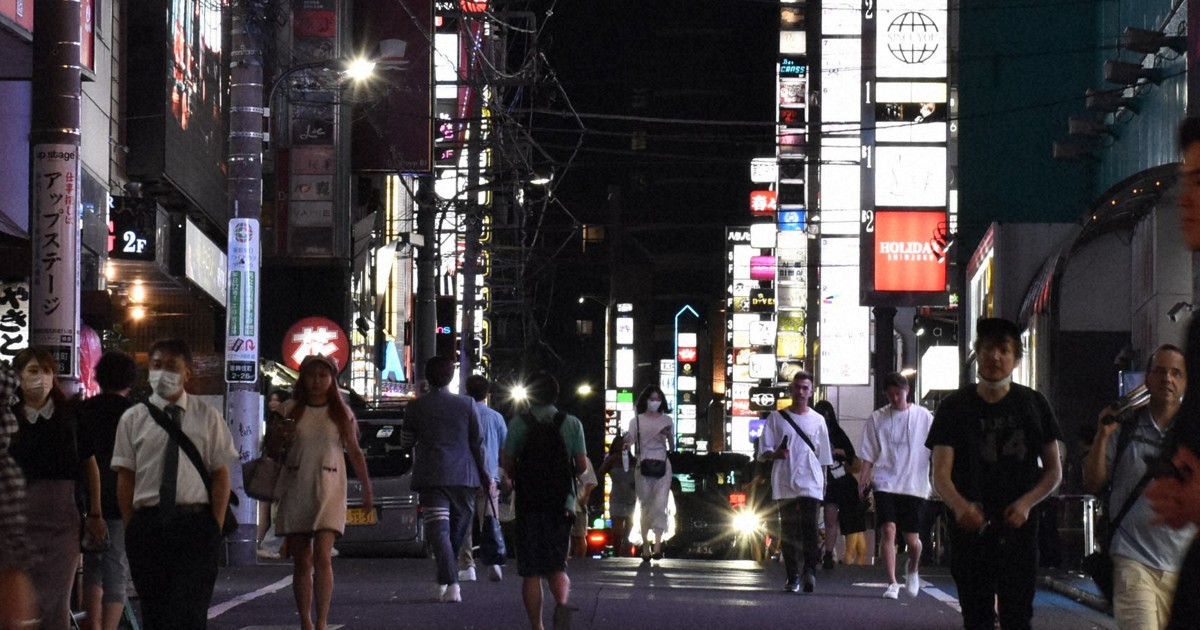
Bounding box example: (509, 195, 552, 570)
(750, 190, 777, 216)
(677, 347, 698, 363)
(282, 316, 350, 373)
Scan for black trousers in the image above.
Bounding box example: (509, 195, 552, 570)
(126, 507, 222, 630)
(777, 497, 821, 581)
(949, 520, 1038, 630)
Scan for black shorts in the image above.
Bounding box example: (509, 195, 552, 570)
(514, 511, 572, 578)
(874, 491, 925, 534)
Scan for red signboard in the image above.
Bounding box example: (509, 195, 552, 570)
(750, 190, 777, 216)
(677, 347, 697, 363)
(282, 316, 350, 373)
(874, 211, 948, 292)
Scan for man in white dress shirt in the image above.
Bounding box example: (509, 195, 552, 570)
(112, 339, 238, 629)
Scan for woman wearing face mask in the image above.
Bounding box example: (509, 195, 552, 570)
(10, 347, 104, 630)
(274, 355, 372, 630)
(624, 384, 674, 562)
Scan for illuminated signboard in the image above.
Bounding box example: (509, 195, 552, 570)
(748, 353, 776, 379)
(750, 223, 777, 248)
(677, 375, 697, 391)
(876, 2, 948, 79)
(874, 211, 947, 291)
(875, 146, 947, 207)
(778, 208, 806, 231)
(678, 347, 698, 363)
(779, 57, 806, 77)
(615, 316, 634, 345)
(751, 158, 779, 183)
(749, 320, 776, 346)
(750, 256, 776, 280)
(750, 190, 777, 216)
(678, 333, 697, 348)
(615, 348, 634, 388)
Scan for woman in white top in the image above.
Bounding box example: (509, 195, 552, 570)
(624, 385, 674, 561)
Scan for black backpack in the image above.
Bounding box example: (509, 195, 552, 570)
(514, 411, 574, 514)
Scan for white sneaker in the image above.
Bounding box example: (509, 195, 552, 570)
(905, 570, 921, 597)
(458, 567, 476, 582)
(883, 582, 901, 599)
(440, 583, 461, 603)
(489, 565, 503, 582)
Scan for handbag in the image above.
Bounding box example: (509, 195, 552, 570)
(143, 403, 240, 537)
(635, 413, 670, 478)
(477, 493, 507, 565)
(243, 456, 285, 502)
(639, 459, 668, 478)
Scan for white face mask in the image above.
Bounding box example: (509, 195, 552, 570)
(978, 374, 1012, 390)
(646, 400, 661, 412)
(22, 375, 48, 400)
(148, 369, 184, 399)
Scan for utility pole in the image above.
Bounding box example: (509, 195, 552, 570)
(30, 0, 82, 388)
(415, 178, 437, 384)
(223, 1, 266, 566)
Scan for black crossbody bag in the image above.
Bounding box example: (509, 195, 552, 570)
(143, 403, 240, 537)
(779, 410, 819, 455)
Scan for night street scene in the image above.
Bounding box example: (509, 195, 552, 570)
(0, 0, 1198, 629)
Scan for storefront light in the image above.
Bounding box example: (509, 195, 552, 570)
(130, 281, 146, 303)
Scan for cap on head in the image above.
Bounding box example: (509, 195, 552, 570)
(975, 317, 1024, 359)
(300, 354, 339, 374)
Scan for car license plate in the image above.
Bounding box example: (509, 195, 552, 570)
(346, 507, 377, 526)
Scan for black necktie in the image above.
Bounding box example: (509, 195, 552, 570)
(159, 405, 182, 513)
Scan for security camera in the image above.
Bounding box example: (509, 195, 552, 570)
(1168, 301, 1193, 323)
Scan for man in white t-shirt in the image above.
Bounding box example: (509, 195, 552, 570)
(758, 370, 833, 593)
(859, 371, 934, 600)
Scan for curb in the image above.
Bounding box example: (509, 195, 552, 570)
(1038, 574, 1111, 615)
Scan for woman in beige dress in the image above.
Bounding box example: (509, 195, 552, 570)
(275, 355, 372, 630)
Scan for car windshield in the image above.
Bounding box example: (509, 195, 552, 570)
(667, 452, 753, 494)
(347, 405, 411, 479)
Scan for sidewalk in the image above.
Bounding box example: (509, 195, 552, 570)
(1039, 568, 1111, 616)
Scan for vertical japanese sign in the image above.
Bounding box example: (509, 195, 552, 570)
(31, 144, 81, 378)
(0, 282, 30, 364)
(225, 218, 260, 383)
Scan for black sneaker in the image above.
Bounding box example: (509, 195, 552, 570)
(802, 572, 815, 593)
(822, 551, 835, 571)
(782, 578, 801, 593)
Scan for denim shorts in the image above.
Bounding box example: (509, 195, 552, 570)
(83, 518, 130, 603)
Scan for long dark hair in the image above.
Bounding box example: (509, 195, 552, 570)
(635, 384, 671, 414)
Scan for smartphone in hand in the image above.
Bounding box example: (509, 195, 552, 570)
(779, 435, 790, 450)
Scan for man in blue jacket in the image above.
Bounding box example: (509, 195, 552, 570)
(401, 356, 490, 603)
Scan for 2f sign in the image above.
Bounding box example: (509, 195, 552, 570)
(121, 230, 147, 254)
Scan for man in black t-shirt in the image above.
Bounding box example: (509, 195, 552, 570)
(926, 317, 1062, 630)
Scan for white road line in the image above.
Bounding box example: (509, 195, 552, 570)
(920, 582, 962, 613)
(207, 575, 294, 619)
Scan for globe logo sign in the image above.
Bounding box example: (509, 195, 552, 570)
(886, 11, 939, 65)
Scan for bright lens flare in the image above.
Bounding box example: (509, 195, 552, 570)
(345, 57, 377, 81)
(732, 511, 761, 535)
(511, 385, 528, 401)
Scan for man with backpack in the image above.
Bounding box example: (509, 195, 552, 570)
(502, 371, 588, 630)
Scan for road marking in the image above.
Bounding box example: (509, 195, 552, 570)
(208, 575, 294, 620)
(853, 580, 961, 612)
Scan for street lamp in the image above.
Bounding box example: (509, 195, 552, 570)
(265, 56, 377, 146)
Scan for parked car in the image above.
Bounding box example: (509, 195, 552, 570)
(336, 405, 428, 557)
(662, 451, 762, 560)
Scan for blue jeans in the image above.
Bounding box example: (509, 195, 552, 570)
(420, 486, 477, 585)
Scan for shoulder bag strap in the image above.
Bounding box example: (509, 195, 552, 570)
(143, 402, 238, 507)
(779, 410, 818, 455)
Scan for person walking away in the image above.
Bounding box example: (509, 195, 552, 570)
(624, 384, 674, 561)
(11, 346, 104, 630)
(571, 457, 598, 558)
(112, 339, 239, 629)
(926, 318, 1062, 630)
(458, 374, 508, 582)
(78, 350, 138, 630)
(0, 359, 36, 629)
(274, 355, 372, 630)
(839, 457, 870, 566)
(1143, 116, 1200, 630)
(858, 372, 934, 599)
(597, 436, 636, 556)
(1082, 344, 1192, 629)
(812, 400, 857, 570)
(757, 370, 833, 593)
(400, 356, 490, 603)
(503, 371, 587, 630)
(257, 389, 290, 559)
